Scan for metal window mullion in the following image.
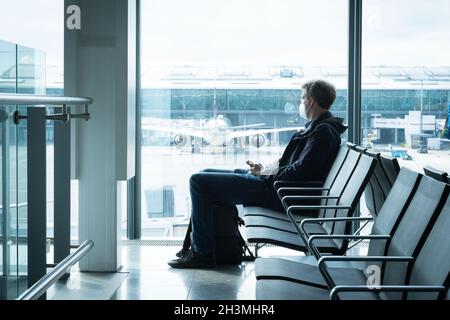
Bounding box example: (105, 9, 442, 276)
(348, 0, 363, 145)
(131, 0, 142, 240)
(2, 109, 11, 278)
(348, 0, 363, 235)
(27, 108, 47, 299)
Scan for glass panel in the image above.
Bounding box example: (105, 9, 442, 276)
(1, 1, 64, 298)
(0, 105, 20, 300)
(16, 45, 46, 297)
(0, 0, 65, 245)
(0, 40, 20, 299)
(140, 0, 349, 238)
(0, 41, 17, 94)
(362, 0, 450, 173)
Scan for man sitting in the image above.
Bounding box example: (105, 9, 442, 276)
(169, 79, 347, 268)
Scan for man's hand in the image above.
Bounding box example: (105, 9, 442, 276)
(246, 160, 264, 176)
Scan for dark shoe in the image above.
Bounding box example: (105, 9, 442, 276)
(176, 248, 190, 258)
(168, 250, 216, 269)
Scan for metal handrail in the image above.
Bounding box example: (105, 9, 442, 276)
(0, 199, 54, 210)
(0, 94, 93, 124)
(0, 94, 93, 106)
(17, 240, 94, 300)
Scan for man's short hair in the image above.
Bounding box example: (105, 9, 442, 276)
(302, 80, 337, 110)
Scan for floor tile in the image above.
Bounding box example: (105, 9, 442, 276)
(48, 271, 128, 300)
(114, 284, 189, 300)
(188, 283, 240, 300)
(111, 245, 289, 300)
(125, 269, 194, 287)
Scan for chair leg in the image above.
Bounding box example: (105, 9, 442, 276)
(254, 243, 266, 258)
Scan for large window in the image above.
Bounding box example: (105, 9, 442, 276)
(140, 0, 349, 239)
(362, 0, 450, 173)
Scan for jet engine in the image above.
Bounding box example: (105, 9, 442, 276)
(251, 134, 266, 148)
(172, 134, 188, 147)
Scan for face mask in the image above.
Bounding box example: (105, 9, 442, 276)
(299, 100, 312, 120)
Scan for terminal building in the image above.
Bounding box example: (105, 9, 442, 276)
(0, 0, 449, 302)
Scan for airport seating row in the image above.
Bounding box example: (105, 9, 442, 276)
(246, 144, 449, 300)
(424, 165, 450, 184)
(346, 143, 398, 218)
(243, 143, 397, 256)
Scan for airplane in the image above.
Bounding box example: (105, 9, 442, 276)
(141, 88, 304, 150)
(142, 115, 304, 149)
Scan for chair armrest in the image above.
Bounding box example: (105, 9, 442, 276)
(281, 195, 339, 210)
(287, 205, 351, 215)
(309, 235, 390, 247)
(317, 256, 415, 290)
(277, 187, 329, 192)
(284, 207, 355, 255)
(330, 285, 446, 300)
(301, 217, 374, 224)
(318, 255, 414, 268)
(276, 187, 330, 199)
(286, 206, 353, 236)
(300, 217, 374, 238)
(273, 181, 323, 189)
(307, 235, 390, 259)
(282, 195, 339, 201)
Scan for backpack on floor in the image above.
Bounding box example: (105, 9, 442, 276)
(182, 203, 255, 265)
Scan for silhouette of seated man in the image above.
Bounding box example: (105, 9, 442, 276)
(169, 80, 347, 269)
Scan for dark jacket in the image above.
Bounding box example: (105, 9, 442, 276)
(263, 111, 348, 187)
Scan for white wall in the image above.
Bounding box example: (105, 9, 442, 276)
(64, 0, 136, 272)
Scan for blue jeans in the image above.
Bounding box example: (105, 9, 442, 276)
(189, 168, 279, 255)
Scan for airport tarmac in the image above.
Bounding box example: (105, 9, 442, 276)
(395, 149, 450, 173)
(140, 145, 283, 237)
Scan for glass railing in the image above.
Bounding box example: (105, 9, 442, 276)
(0, 94, 93, 300)
(0, 39, 45, 299)
(0, 39, 92, 300)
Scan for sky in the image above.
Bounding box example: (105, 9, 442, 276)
(141, 0, 348, 67)
(0, 0, 64, 67)
(362, 0, 450, 67)
(0, 0, 449, 69)
(140, 0, 450, 67)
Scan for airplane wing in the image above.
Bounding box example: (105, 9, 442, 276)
(228, 123, 266, 130)
(227, 127, 304, 139)
(142, 124, 208, 139)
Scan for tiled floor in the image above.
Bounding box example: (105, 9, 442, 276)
(41, 243, 302, 300)
(45, 242, 367, 300)
(48, 270, 128, 300)
(110, 241, 370, 300)
(111, 246, 262, 300)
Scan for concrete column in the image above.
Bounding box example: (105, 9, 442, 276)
(64, 0, 136, 271)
